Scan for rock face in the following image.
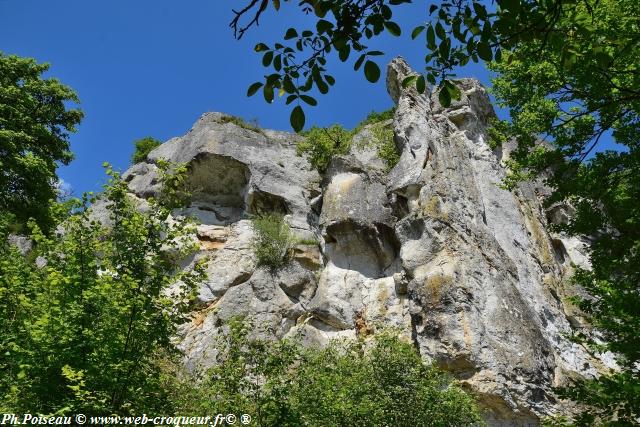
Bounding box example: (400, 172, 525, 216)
(122, 58, 608, 425)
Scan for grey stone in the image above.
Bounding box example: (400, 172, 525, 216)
(111, 60, 609, 426)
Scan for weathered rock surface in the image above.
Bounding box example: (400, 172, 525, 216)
(120, 58, 610, 425)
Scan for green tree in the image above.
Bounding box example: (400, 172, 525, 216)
(131, 136, 162, 164)
(488, 0, 639, 423)
(168, 319, 482, 426)
(0, 163, 204, 414)
(0, 52, 83, 230)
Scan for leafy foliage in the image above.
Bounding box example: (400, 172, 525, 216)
(487, 0, 640, 423)
(168, 319, 483, 426)
(217, 114, 264, 134)
(357, 119, 399, 171)
(297, 108, 398, 172)
(0, 164, 204, 414)
(250, 213, 293, 269)
(0, 52, 83, 231)
(131, 137, 161, 164)
(233, 0, 610, 129)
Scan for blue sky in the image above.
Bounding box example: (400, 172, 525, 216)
(1, 0, 495, 196)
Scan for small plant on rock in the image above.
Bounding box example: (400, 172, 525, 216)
(131, 136, 162, 164)
(250, 213, 293, 270)
(296, 124, 352, 173)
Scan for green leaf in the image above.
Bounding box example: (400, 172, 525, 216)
(439, 39, 450, 60)
(354, 54, 366, 71)
(435, 22, 446, 40)
(364, 60, 381, 83)
(247, 82, 263, 97)
(325, 75, 336, 85)
(427, 26, 436, 49)
(338, 45, 350, 62)
(473, 2, 487, 20)
(411, 26, 425, 39)
(445, 81, 461, 101)
(499, 0, 520, 12)
(416, 75, 426, 94)
(290, 106, 305, 132)
(477, 42, 492, 61)
(284, 28, 298, 40)
(300, 95, 317, 106)
(438, 86, 451, 107)
(317, 19, 333, 34)
(402, 75, 417, 88)
(263, 85, 274, 103)
(494, 48, 502, 63)
(272, 0, 280, 11)
(384, 21, 401, 37)
(262, 51, 274, 67)
(254, 43, 269, 52)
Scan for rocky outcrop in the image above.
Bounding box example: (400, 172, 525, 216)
(121, 59, 610, 425)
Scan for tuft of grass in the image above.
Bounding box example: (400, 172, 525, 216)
(218, 115, 264, 134)
(250, 213, 293, 270)
(295, 236, 319, 246)
(353, 107, 395, 134)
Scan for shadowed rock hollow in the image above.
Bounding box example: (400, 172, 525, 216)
(122, 57, 610, 426)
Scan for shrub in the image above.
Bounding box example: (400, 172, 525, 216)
(296, 124, 352, 173)
(297, 108, 399, 173)
(131, 136, 162, 164)
(366, 121, 399, 171)
(251, 213, 293, 269)
(167, 319, 483, 427)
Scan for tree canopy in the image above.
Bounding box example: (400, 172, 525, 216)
(0, 52, 83, 231)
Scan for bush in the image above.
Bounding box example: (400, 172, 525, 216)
(297, 124, 353, 173)
(131, 136, 162, 164)
(297, 108, 399, 173)
(167, 319, 483, 427)
(251, 213, 293, 269)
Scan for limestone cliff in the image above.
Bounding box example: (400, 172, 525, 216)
(122, 58, 607, 425)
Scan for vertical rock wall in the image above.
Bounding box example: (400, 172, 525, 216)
(121, 59, 609, 425)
